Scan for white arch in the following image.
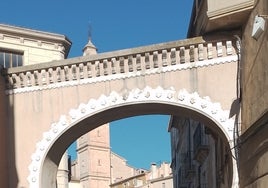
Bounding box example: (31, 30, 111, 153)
(27, 86, 238, 187)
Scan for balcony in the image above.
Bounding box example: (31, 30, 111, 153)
(193, 124, 209, 164)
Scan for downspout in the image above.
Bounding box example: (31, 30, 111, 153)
(233, 35, 242, 187)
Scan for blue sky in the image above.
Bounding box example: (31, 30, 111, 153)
(0, 0, 194, 169)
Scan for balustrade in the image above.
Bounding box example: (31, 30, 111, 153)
(4, 38, 236, 91)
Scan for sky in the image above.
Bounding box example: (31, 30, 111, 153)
(0, 0, 194, 170)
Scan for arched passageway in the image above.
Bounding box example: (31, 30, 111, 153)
(27, 87, 238, 187)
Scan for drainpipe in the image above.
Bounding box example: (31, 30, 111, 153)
(233, 35, 242, 187)
(234, 35, 242, 102)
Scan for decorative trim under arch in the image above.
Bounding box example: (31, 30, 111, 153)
(27, 86, 237, 187)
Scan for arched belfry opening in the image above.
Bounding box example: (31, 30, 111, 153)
(27, 87, 238, 188)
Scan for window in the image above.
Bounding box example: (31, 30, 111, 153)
(0, 50, 23, 68)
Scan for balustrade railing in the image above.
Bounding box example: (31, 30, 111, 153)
(3, 37, 236, 91)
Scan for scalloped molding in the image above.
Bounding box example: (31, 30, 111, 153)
(27, 86, 238, 187)
(7, 55, 237, 95)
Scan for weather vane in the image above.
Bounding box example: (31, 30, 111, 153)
(88, 21, 92, 42)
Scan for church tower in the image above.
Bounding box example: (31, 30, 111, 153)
(77, 124, 111, 188)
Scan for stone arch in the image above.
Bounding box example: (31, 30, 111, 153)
(27, 86, 238, 188)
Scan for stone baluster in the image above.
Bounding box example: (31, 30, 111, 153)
(136, 54, 141, 71)
(162, 50, 168, 67)
(128, 56, 133, 72)
(111, 58, 116, 74)
(145, 53, 150, 69)
(180, 47, 185, 64)
(12, 74, 17, 88)
(207, 43, 213, 59)
(71, 65, 77, 80)
(48, 68, 53, 83)
(26, 72, 32, 86)
(19, 73, 25, 87)
(33, 71, 39, 86)
(87, 62, 92, 78)
(56, 67, 61, 82)
(99, 61, 104, 76)
(153, 51, 158, 68)
(119, 57, 125, 73)
(198, 44, 204, 61)
(103, 59, 108, 75)
(170, 48, 176, 65)
(64, 66, 69, 81)
(79, 63, 84, 79)
(95, 61, 100, 77)
(217, 42, 223, 57)
(189, 45, 195, 62)
(41, 70, 46, 85)
(226, 41, 233, 55)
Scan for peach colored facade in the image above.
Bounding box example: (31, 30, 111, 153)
(0, 6, 245, 187)
(110, 162, 173, 188)
(110, 152, 137, 184)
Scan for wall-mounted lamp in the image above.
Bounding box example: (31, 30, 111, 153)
(251, 15, 267, 40)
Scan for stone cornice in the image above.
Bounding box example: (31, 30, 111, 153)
(207, 1, 254, 19)
(0, 23, 71, 43)
(0, 23, 72, 56)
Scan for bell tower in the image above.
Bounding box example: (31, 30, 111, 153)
(77, 124, 111, 188)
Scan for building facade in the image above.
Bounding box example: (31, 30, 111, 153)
(1, 0, 267, 186)
(110, 162, 173, 188)
(174, 0, 268, 187)
(0, 23, 72, 188)
(169, 117, 232, 188)
(237, 0, 268, 187)
(0, 24, 71, 68)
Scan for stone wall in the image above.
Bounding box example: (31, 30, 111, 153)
(0, 71, 9, 187)
(239, 0, 268, 187)
(241, 0, 268, 131)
